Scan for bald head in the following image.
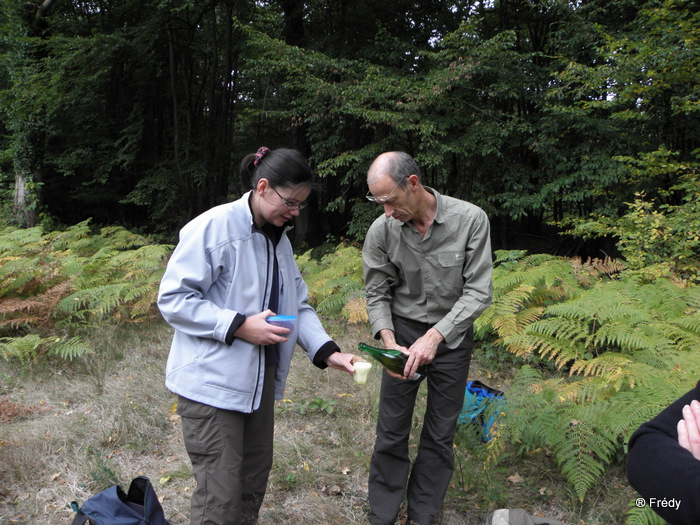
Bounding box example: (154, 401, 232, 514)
(367, 151, 421, 185)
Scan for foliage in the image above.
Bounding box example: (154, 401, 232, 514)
(0, 0, 697, 249)
(0, 220, 171, 362)
(570, 160, 700, 281)
(625, 505, 667, 525)
(276, 396, 339, 416)
(2, 225, 698, 519)
(0, 334, 92, 363)
(295, 242, 367, 323)
(452, 416, 511, 508)
(477, 250, 700, 503)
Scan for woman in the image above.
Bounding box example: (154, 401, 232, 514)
(158, 147, 358, 525)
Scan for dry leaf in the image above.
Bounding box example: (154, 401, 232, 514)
(507, 472, 524, 483)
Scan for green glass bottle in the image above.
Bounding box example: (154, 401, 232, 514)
(358, 342, 429, 380)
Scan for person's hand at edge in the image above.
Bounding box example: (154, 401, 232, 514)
(678, 399, 700, 460)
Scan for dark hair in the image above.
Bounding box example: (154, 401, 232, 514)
(240, 148, 315, 190)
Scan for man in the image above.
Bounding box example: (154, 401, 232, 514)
(362, 151, 493, 525)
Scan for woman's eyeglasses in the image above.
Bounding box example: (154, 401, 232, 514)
(271, 186, 307, 210)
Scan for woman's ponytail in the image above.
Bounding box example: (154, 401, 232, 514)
(239, 147, 314, 190)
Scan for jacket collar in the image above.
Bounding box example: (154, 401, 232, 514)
(243, 190, 294, 237)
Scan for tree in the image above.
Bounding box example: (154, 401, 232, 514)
(0, 0, 696, 252)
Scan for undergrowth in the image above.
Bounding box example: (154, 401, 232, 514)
(0, 220, 698, 524)
(474, 250, 700, 519)
(0, 220, 171, 363)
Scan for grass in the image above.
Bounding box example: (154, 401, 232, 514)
(0, 319, 638, 524)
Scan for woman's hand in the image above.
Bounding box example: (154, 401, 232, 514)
(324, 352, 360, 374)
(233, 310, 290, 346)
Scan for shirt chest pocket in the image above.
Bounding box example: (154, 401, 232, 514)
(437, 252, 465, 268)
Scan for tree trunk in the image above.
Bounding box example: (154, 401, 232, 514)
(13, 169, 37, 227)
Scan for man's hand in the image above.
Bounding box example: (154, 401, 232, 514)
(404, 327, 443, 378)
(377, 328, 443, 380)
(233, 310, 290, 346)
(377, 329, 410, 379)
(678, 399, 700, 460)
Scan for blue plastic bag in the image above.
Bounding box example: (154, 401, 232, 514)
(458, 380, 504, 442)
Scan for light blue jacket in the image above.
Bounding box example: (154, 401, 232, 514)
(158, 191, 334, 413)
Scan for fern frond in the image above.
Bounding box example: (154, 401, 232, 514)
(295, 243, 364, 316)
(478, 255, 581, 341)
(0, 226, 46, 254)
(47, 219, 93, 252)
(590, 322, 664, 353)
(528, 317, 589, 345)
(493, 249, 528, 265)
(0, 334, 92, 362)
(625, 502, 667, 525)
(675, 312, 700, 335)
(490, 306, 544, 339)
(106, 244, 173, 273)
(555, 415, 617, 501)
(57, 283, 129, 319)
(0, 334, 43, 361)
(46, 336, 94, 360)
(545, 294, 650, 326)
(317, 294, 347, 315)
(97, 225, 150, 250)
(569, 352, 633, 379)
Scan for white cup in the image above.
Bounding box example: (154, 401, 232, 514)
(353, 361, 372, 385)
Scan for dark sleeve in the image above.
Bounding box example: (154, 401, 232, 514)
(224, 313, 247, 345)
(627, 380, 700, 524)
(312, 341, 340, 369)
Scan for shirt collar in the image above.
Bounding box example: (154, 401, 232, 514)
(400, 186, 443, 228)
(426, 187, 445, 224)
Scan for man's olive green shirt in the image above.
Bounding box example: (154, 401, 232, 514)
(362, 188, 493, 348)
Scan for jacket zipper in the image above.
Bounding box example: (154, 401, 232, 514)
(250, 233, 273, 412)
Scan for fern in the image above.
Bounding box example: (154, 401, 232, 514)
(0, 334, 93, 362)
(496, 364, 700, 502)
(0, 222, 171, 362)
(552, 405, 619, 501)
(478, 251, 700, 503)
(625, 503, 667, 525)
(474, 253, 578, 341)
(296, 242, 366, 321)
(47, 336, 94, 360)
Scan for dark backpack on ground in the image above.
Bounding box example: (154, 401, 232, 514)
(70, 476, 170, 525)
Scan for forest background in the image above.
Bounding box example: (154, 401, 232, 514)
(0, 0, 699, 524)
